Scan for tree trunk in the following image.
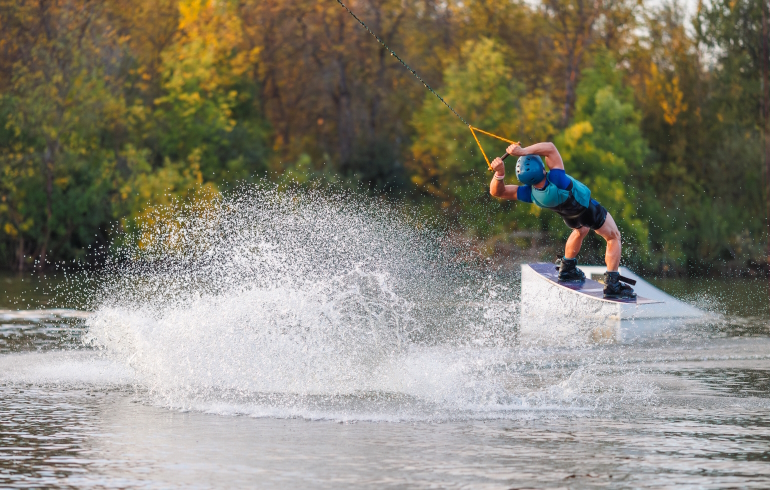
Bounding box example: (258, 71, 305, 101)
(547, 0, 599, 128)
(40, 138, 57, 271)
(335, 18, 354, 165)
(763, 0, 770, 309)
(368, 2, 406, 141)
(16, 235, 24, 273)
(370, 62, 383, 140)
(336, 71, 354, 164)
(563, 48, 579, 126)
(260, 17, 291, 149)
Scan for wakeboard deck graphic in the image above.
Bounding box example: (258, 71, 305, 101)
(527, 263, 663, 305)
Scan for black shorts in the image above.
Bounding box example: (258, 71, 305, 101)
(562, 200, 608, 230)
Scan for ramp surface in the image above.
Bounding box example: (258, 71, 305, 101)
(520, 264, 706, 343)
(528, 263, 661, 305)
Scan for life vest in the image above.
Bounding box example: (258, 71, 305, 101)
(530, 173, 592, 219)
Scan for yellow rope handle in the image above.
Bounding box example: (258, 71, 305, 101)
(469, 126, 519, 171)
(469, 127, 492, 170)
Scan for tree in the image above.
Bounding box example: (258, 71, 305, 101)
(689, 0, 768, 272)
(556, 54, 649, 258)
(542, 0, 640, 126)
(239, 0, 447, 179)
(0, 0, 129, 269)
(411, 38, 558, 236)
(151, 0, 269, 184)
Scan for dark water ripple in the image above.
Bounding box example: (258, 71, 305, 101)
(0, 386, 100, 488)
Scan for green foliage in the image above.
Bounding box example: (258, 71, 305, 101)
(145, 0, 270, 186)
(686, 0, 769, 272)
(152, 39, 269, 184)
(342, 139, 406, 193)
(0, 0, 128, 268)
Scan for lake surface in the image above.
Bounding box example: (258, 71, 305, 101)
(1, 270, 769, 488)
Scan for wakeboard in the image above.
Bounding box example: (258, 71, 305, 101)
(527, 263, 662, 305)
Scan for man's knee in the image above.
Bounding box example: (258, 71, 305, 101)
(606, 227, 621, 242)
(573, 227, 590, 238)
(597, 220, 620, 242)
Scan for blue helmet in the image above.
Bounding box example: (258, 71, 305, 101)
(515, 155, 546, 185)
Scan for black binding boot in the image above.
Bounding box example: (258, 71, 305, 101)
(603, 271, 636, 299)
(556, 257, 585, 282)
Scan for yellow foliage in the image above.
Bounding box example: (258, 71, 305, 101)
(647, 63, 687, 126)
(54, 177, 70, 188)
(560, 121, 594, 149)
(3, 223, 17, 238)
(178, 0, 204, 30)
(118, 150, 220, 251)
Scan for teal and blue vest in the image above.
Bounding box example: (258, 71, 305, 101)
(531, 173, 592, 219)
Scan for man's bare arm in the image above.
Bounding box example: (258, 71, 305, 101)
(489, 156, 519, 200)
(490, 177, 520, 200)
(506, 142, 564, 170)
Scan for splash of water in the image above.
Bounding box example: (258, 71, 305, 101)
(83, 183, 653, 420)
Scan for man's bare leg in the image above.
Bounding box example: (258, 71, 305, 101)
(564, 227, 590, 259)
(594, 213, 621, 272)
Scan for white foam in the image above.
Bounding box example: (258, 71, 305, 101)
(79, 184, 655, 420)
(0, 350, 135, 386)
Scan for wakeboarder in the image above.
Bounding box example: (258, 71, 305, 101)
(489, 142, 636, 299)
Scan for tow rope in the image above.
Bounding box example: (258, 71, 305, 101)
(334, 0, 518, 171)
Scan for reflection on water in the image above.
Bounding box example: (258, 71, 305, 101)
(674, 368, 770, 398)
(0, 310, 89, 354)
(2, 374, 770, 489)
(0, 386, 101, 487)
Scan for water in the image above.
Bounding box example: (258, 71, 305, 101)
(1, 185, 769, 488)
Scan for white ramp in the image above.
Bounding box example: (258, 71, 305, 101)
(520, 264, 705, 343)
